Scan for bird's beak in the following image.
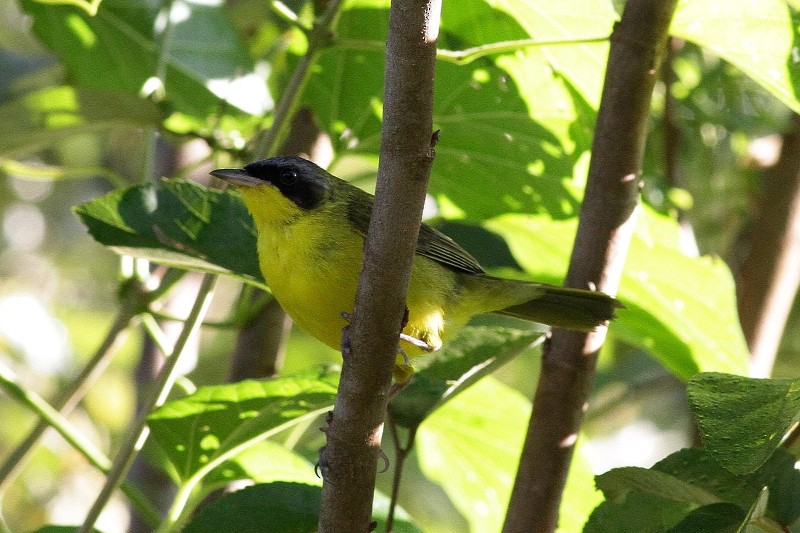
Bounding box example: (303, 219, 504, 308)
(210, 168, 261, 188)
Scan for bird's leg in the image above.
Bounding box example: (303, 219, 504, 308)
(398, 333, 434, 352)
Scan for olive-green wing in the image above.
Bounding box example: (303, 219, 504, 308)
(344, 186, 485, 275)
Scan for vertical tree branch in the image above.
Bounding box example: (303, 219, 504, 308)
(317, 0, 441, 531)
(737, 113, 800, 377)
(502, 2, 678, 532)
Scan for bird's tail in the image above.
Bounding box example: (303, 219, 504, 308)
(462, 274, 621, 331)
(495, 282, 620, 331)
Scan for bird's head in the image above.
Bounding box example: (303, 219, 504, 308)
(211, 156, 333, 223)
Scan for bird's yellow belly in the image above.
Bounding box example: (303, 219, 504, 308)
(257, 220, 456, 372)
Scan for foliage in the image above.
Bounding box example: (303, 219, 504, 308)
(1, 0, 800, 532)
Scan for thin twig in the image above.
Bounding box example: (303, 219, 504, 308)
(79, 274, 217, 533)
(385, 413, 417, 533)
(0, 363, 161, 527)
(332, 35, 610, 65)
(0, 293, 140, 494)
(251, 0, 346, 157)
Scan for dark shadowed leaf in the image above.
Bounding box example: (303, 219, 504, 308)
(74, 180, 263, 286)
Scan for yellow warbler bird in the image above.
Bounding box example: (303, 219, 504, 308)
(212, 156, 619, 382)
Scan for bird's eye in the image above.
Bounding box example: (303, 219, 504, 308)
(279, 169, 299, 185)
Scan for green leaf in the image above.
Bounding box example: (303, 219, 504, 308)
(596, 467, 722, 506)
(417, 376, 604, 532)
(656, 448, 800, 526)
(20, 0, 266, 119)
(0, 85, 162, 158)
(202, 440, 320, 491)
(672, 0, 800, 114)
(182, 482, 320, 533)
(74, 180, 263, 286)
(665, 503, 747, 533)
(389, 326, 544, 428)
(584, 491, 696, 533)
(147, 372, 338, 482)
(372, 491, 425, 533)
(28, 527, 105, 533)
(416, 377, 528, 533)
(558, 439, 604, 533)
(182, 482, 422, 533)
(687, 373, 800, 474)
(589, 447, 800, 532)
(486, 206, 750, 379)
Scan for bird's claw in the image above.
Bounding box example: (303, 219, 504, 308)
(377, 447, 390, 473)
(316, 411, 334, 483)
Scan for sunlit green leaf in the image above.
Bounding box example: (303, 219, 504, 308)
(20, 0, 266, 119)
(310, 0, 617, 221)
(672, 0, 800, 114)
(559, 440, 604, 533)
(147, 372, 338, 482)
(389, 326, 544, 428)
(31, 525, 102, 533)
(202, 440, 320, 491)
(416, 377, 527, 533)
(687, 373, 800, 474)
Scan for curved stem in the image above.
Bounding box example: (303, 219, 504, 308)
(332, 34, 610, 65)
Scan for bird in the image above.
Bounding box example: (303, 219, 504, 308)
(211, 156, 619, 382)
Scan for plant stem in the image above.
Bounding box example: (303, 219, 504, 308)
(79, 273, 217, 533)
(332, 34, 610, 65)
(0, 363, 161, 526)
(385, 413, 417, 533)
(251, 0, 346, 158)
(737, 113, 800, 378)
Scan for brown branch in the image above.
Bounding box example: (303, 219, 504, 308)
(737, 112, 800, 377)
(502, 2, 678, 532)
(317, 0, 440, 531)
